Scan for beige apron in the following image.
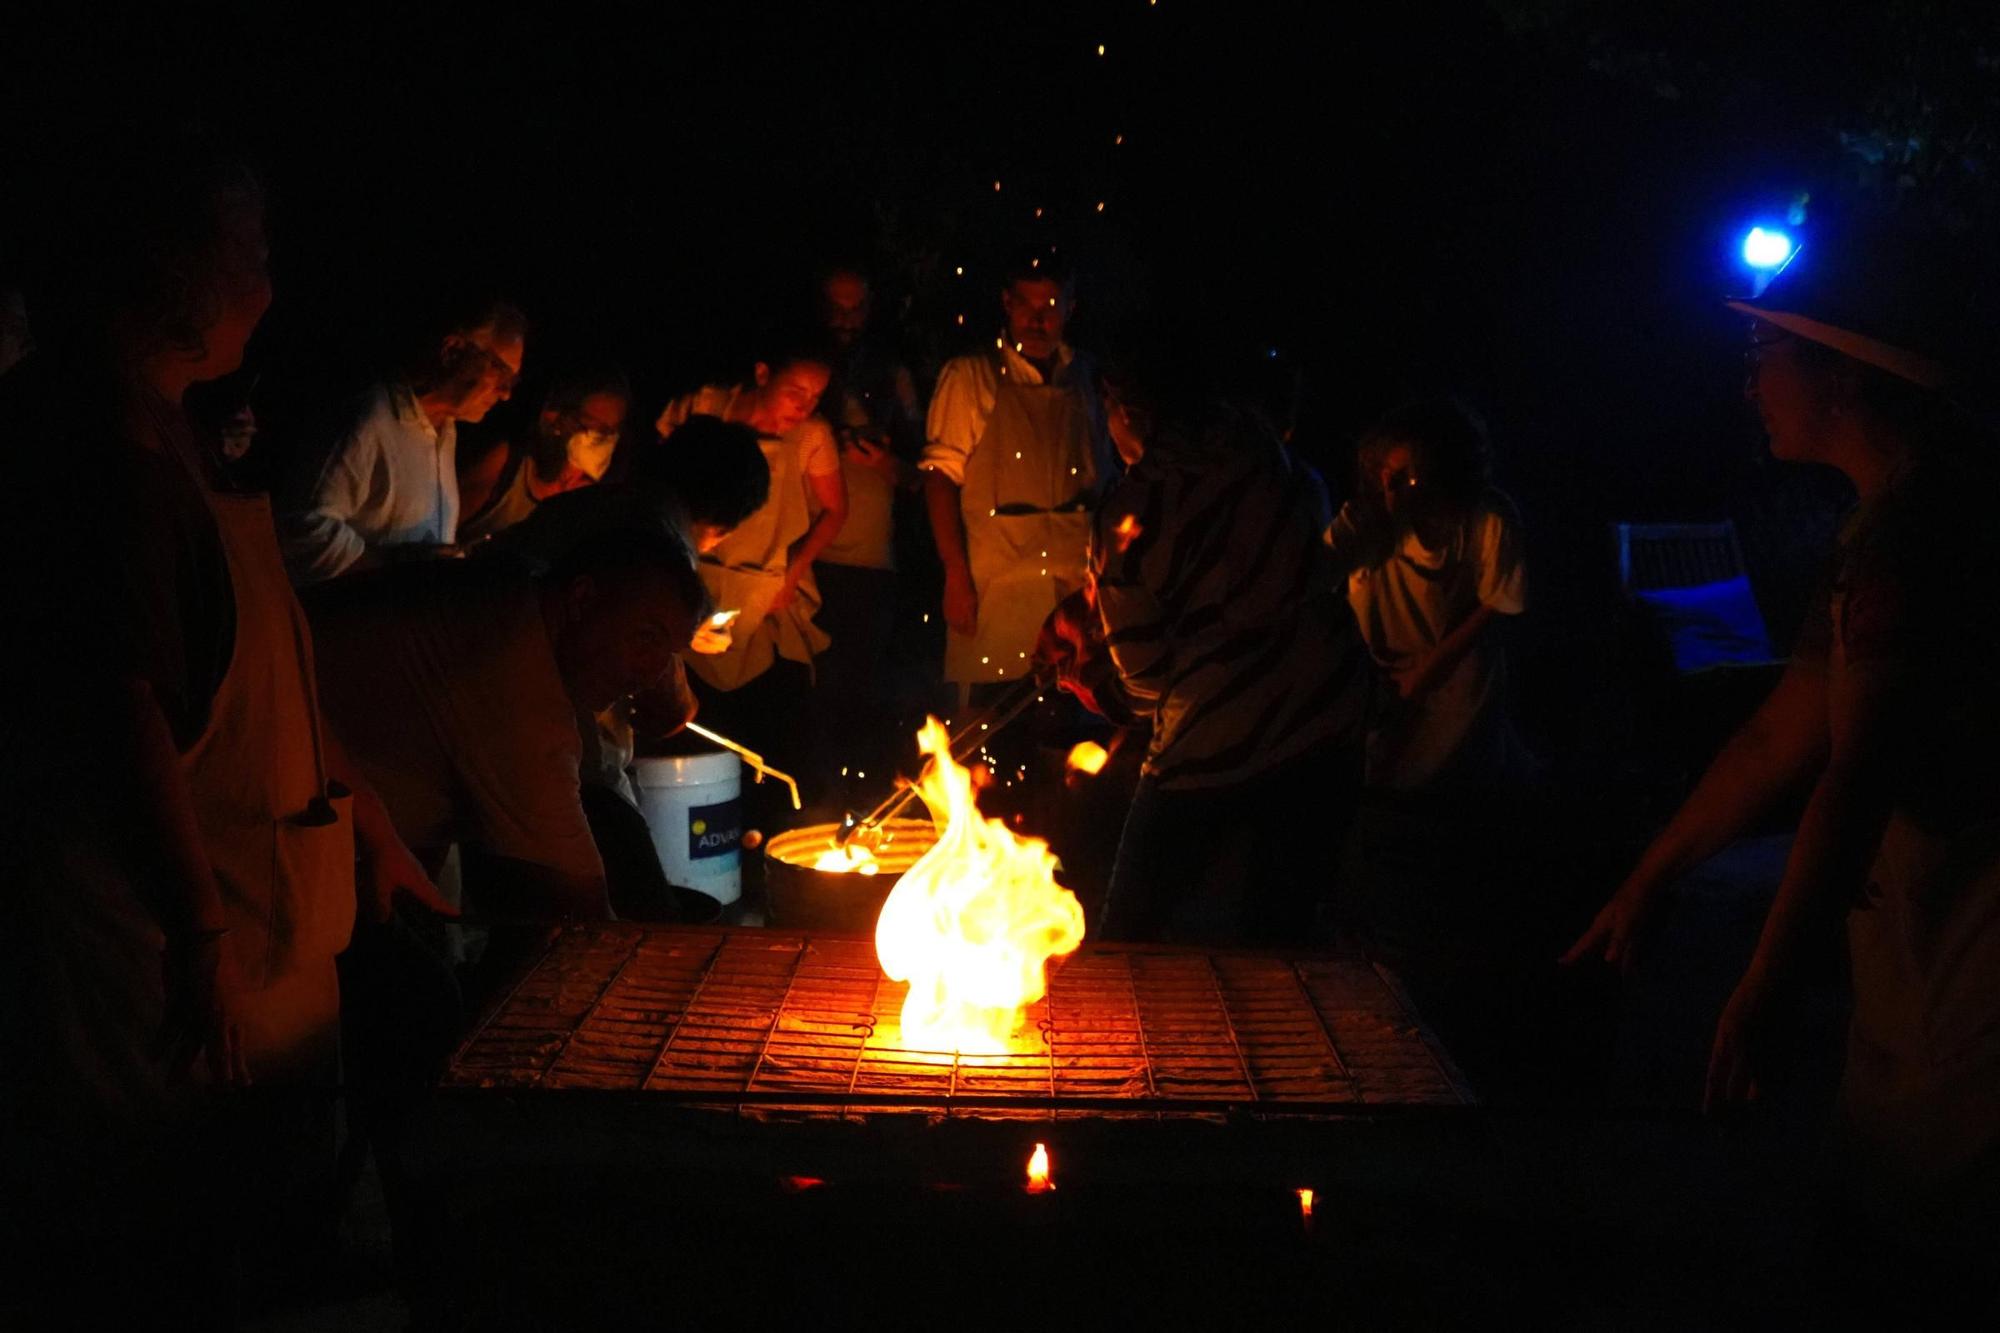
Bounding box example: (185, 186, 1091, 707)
(687, 429, 830, 691)
(1833, 605, 2000, 1217)
(947, 353, 1099, 684)
(184, 490, 356, 1084)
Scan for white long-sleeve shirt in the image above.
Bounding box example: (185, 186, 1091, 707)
(920, 341, 1091, 486)
(281, 381, 458, 584)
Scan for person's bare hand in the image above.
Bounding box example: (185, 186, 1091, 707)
(768, 576, 800, 616)
(359, 830, 457, 924)
(690, 622, 734, 655)
(162, 936, 252, 1087)
(943, 568, 978, 636)
(1560, 879, 1658, 972)
(1704, 972, 1772, 1113)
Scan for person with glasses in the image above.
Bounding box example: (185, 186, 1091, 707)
(457, 367, 629, 544)
(1565, 228, 2000, 1316)
(279, 293, 528, 583)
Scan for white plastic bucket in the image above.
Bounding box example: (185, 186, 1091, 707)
(632, 751, 744, 906)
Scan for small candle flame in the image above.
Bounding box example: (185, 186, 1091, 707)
(1296, 1187, 1315, 1225)
(1026, 1143, 1054, 1193)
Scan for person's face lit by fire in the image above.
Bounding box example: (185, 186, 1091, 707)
(686, 520, 732, 555)
(1002, 277, 1071, 362)
(749, 358, 830, 437)
(819, 272, 870, 349)
(1742, 319, 1828, 465)
(1375, 441, 1422, 522)
(543, 390, 627, 482)
(443, 326, 525, 425)
(557, 569, 699, 712)
(1102, 387, 1146, 466)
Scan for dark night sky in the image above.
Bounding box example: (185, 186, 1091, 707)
(7, 0, 1992, 752)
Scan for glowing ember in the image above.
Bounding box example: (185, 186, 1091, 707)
(1065, 740, 1109, 776)
(813, 842, 881, 875)
(875, 717, 1086, 1053)
(1026, 1143, 1054, 1194)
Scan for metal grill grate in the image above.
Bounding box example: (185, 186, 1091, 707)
(444, 926, 1472, 1117)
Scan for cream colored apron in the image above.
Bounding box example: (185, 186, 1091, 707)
(947, 354, 1099, 684)
(1833, 602, 2000, 1217)
(686, 428, 829, 691)
(184, 489, 357, 1084)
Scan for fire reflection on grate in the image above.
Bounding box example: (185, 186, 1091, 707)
(444, 926, 1471, 1118)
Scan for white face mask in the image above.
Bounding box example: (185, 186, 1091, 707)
(565, 428, 618, 480)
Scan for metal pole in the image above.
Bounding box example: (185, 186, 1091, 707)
(836, 673, 1048, 846)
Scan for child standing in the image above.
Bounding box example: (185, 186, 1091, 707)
(1327, 399, 1532, 793)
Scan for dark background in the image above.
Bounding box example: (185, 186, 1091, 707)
(6, 0, 1997, 768)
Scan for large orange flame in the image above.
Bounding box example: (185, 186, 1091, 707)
(874, 717, 1086, 1053)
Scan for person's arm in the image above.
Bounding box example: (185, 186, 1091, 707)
(1562, 660, 1830, 968)
(1704, 654, 1900, 1110)
(456, 440, 512, 527)
(1323, 500, 1387, 581)
(1394, 601, 1501, 700)
(321, 723, 458, 924)
(772, 465, 847, 614)
(920, 358, 985, 634)
(926, 469, 976, 634)
(1092, 491, 1171, 712)
(112, 676, 252, 1087)
(280, 418, 378, 584)
(462, 693, 613, 921)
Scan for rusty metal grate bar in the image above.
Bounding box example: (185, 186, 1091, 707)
(444, 925, 1472, 1115)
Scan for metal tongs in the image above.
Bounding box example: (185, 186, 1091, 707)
(685, 721, 802, 810)
(833, 673, 1048, 849)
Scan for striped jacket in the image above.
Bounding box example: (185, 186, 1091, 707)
(1092, 411, 1370, 789)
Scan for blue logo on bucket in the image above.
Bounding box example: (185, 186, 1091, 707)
(687, 799, 741, 861)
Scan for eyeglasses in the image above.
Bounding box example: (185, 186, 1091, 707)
(1744, 328, 1795, 372)
(458, 338, 521, 392)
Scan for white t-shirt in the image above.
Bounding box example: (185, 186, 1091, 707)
(1344, 493, 1527, 790)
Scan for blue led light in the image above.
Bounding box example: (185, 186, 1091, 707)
(1741, 227, 1794, 270)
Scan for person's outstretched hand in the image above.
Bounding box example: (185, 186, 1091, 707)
(1560, 879, 1658, 972)
(359, 829, 457, 924)
(162, 934, 252, 1087)
(689, 619, 735, 655)
(1704, 972, 1772, 1113)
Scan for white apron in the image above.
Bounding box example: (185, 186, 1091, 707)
(1832, 597, 2000, 1224)
(946, 353, 1099, 684)
(185, 489, 357, 1083)
(686, 428, 830, 692)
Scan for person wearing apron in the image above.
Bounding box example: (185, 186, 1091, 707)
(655, 360, 847, 814)
(180, 458, 359, 1085)
(3, 159, 368, 1320)
(922, 257, 1112, 710)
